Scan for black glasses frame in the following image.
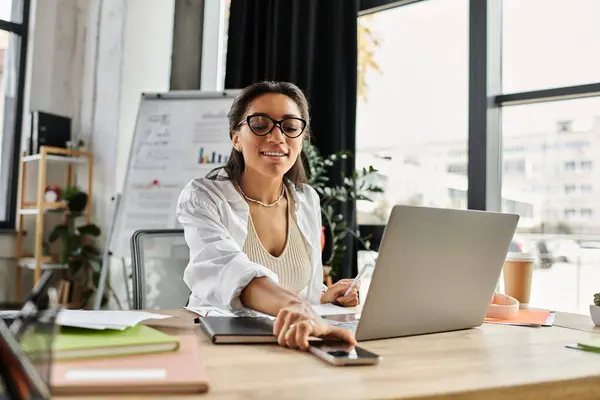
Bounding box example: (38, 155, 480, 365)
(237, 114, 307, 138)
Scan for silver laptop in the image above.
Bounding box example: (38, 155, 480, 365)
(332, 205, 519, 342)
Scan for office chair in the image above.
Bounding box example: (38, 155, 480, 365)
(130, 229, 191, 310)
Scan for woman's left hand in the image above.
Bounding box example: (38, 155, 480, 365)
(320, 279, 359, 307)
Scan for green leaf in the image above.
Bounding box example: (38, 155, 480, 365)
(69, 259, 84, 273)
(48, 225, 69, 243)
(68, 235, 83, 255)
(89, 259, 102, 273)
(78, 224, 101, 237)
(83, 245, 101, 257)
(334, 233, 347, 242)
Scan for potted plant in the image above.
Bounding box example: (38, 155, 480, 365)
(47, 186, 108, 308)
(591, 293, 600, 326)
(303, 142, 383, 280)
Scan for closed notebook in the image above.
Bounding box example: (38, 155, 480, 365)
(197, 316, 277, 344)
(52, 324, 180, 360)
(51, 334, 209, 396)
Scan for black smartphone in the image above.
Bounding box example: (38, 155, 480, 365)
(308, 341, 381, 366)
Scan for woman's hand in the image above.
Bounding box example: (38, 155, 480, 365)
(320, 279, 360, 307)
(273, 301, 356, 350)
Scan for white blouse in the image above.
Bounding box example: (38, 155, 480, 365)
(176, 169, 327, 316)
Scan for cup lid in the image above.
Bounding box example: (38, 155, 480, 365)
(505, 252, 537, 262)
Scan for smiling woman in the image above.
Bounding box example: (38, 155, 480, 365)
(176, 81, 360, 350)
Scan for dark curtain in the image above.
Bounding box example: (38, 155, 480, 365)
(225, 0, 360, 279)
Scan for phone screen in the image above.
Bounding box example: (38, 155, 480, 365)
(309, 341, 380, 359)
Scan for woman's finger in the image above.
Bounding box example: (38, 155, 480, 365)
(295, 320, 313, 350)
(278, 312, 297, 346)
(331, 281, 352, 297)
(273, 308, 289, 336)
(323, 326, 357, 345)
(285, 324, 298, 348)
(336, 292, 359, 306)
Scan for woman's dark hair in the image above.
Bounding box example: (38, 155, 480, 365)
(207, 81, 311, 187)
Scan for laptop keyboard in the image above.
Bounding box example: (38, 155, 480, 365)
(326, 320, 358, 332)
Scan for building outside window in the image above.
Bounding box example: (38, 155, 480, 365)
(581, 160, 593, 171)
(581, 184, 592, 195)
(500, 0, 600, 315)
(564, 161, 577, 172)
(564, 185, 577, 196)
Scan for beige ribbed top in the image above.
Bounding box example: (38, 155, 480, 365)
(242, 185, 312, 294)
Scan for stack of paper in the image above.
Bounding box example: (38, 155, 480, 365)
(56, 310, 173, 330)
(51, 324, 180, 360)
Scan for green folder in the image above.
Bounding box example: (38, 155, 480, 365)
(50, 324, 180, 360)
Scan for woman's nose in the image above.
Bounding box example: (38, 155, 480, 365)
(267, 125, 286, 142)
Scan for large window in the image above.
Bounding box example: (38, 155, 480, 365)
(355, 0, 600, 314)
(0, 0, 28, 229)
(500, 3, 600, 315)
(355, 0, 469, 226)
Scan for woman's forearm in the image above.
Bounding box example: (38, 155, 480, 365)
(240, 277, 304, 315)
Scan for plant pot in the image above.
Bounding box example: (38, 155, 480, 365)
(590, 305, 600, 326)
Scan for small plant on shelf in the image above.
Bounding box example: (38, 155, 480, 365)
(47, 186, 107, 308)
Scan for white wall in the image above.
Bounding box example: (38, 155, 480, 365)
(117, 0, 175, 192)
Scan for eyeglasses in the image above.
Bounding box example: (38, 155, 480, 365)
(237, 114, 307, 138)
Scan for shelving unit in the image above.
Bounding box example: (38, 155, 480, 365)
(14, 146, 94, 301)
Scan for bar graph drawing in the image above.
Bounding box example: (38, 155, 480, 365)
(198, 147, 229, 164)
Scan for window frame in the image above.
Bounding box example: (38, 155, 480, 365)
(0, 0, 30, 230)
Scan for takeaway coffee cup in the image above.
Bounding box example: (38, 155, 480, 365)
(502, 252, 537, 308)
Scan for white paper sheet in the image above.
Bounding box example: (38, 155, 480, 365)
(310, 304, 357, 316)
(56, 310, 173, 330)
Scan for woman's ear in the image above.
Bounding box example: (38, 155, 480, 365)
(232, 134, 241, 152)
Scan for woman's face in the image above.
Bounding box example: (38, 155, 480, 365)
(232, 93, 306, 179)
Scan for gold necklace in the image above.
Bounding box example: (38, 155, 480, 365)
(237, 183, 285, 207)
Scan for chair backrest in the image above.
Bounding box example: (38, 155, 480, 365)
(130, 229, 191, 310)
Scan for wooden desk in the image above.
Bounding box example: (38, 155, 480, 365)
(58, 309, 600, 400)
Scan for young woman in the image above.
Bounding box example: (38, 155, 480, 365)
(176, 81, 358, 349)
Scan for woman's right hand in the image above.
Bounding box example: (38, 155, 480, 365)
(273, 301, 356, 350)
